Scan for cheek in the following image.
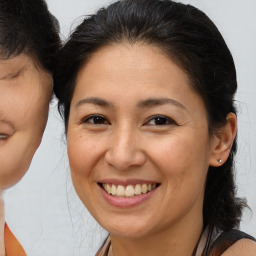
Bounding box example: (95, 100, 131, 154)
(22, 88, 51, 134)
(67, 133, 99, 180)
(4, 85, 51, 139)
(67, 134, 102, 208)
(148, 132, 210, 190)
(144, 134, 210, 226)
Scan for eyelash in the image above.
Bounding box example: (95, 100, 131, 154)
(9, 71, 20, 79)
(82, 115, 109, 125)
(2, 71, 20, 80)
(81, 114, 177, 126)
(0, 134, 8, 140)
(144, 115, 177, 126)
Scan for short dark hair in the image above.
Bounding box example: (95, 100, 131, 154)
(54, 0, 245, 252)
(0, 0, 60, 72)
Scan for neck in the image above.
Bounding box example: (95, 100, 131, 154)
(0, 192, 5, 256)
(111, 211, 203, 256)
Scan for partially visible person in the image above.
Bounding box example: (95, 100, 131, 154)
(0, 0, 60, 255)
(54, 0, 256, 255)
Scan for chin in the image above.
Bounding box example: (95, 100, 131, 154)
(0, 175, 21, 190)
(103, 219, 152, 239)
(0, 161, 31, 190)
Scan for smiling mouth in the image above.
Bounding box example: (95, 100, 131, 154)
(99, 183, 159, 198)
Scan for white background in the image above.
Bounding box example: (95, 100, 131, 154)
(4, 0, 256, 255)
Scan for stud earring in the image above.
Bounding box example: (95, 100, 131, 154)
(218, 159, 222, 163)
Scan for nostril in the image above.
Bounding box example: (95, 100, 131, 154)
(104, 147, 146, 171)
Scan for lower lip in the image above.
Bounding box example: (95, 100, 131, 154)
(100, 185, 158, 208)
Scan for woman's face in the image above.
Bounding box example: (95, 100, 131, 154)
(67, 44, 218, 239)
(0, 54, 52, 190)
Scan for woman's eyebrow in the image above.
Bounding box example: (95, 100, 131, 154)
(137, 98, 186, 109)
(75, 97, 114, 109)
(75, 97, 186, 110)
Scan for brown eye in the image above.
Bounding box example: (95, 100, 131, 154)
(146, 115, 177, 126)
(83, 115, 109, 125)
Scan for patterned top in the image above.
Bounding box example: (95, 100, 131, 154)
(4, 223, 26, 256)
(96, 228, 256, 256)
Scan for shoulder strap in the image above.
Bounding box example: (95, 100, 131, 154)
(4, 223, 26, 256)
(96, 236, 111, 256)
(208, 229, 256, 256)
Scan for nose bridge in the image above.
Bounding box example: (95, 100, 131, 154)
(116, 123, 134, 151)
(105, 122, 145, 170)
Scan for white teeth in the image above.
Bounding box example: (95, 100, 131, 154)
(125, 185, 134, 197)
(142, 184, 147, 194)
(117, 185, 125, 196)
(0, 134, 8, 139)
(102, 183, 158, 197)
(111, 184, 117, 195)
(106, 184, 111, 194)
(134, 184, 141, 195)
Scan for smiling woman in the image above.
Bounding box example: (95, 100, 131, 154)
(54, 0, 256, 255)
(0, 0, 60, 255)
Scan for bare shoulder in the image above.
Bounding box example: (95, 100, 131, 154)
(222, 238, 256, 256)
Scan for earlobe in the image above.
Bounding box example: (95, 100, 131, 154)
(209, 112, 237, 167)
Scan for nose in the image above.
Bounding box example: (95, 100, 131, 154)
(104, 126, 146, 171)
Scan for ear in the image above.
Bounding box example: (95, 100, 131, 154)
(209, 112, 237, 167)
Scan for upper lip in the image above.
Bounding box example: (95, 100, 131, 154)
(98, 179, 160, 186)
